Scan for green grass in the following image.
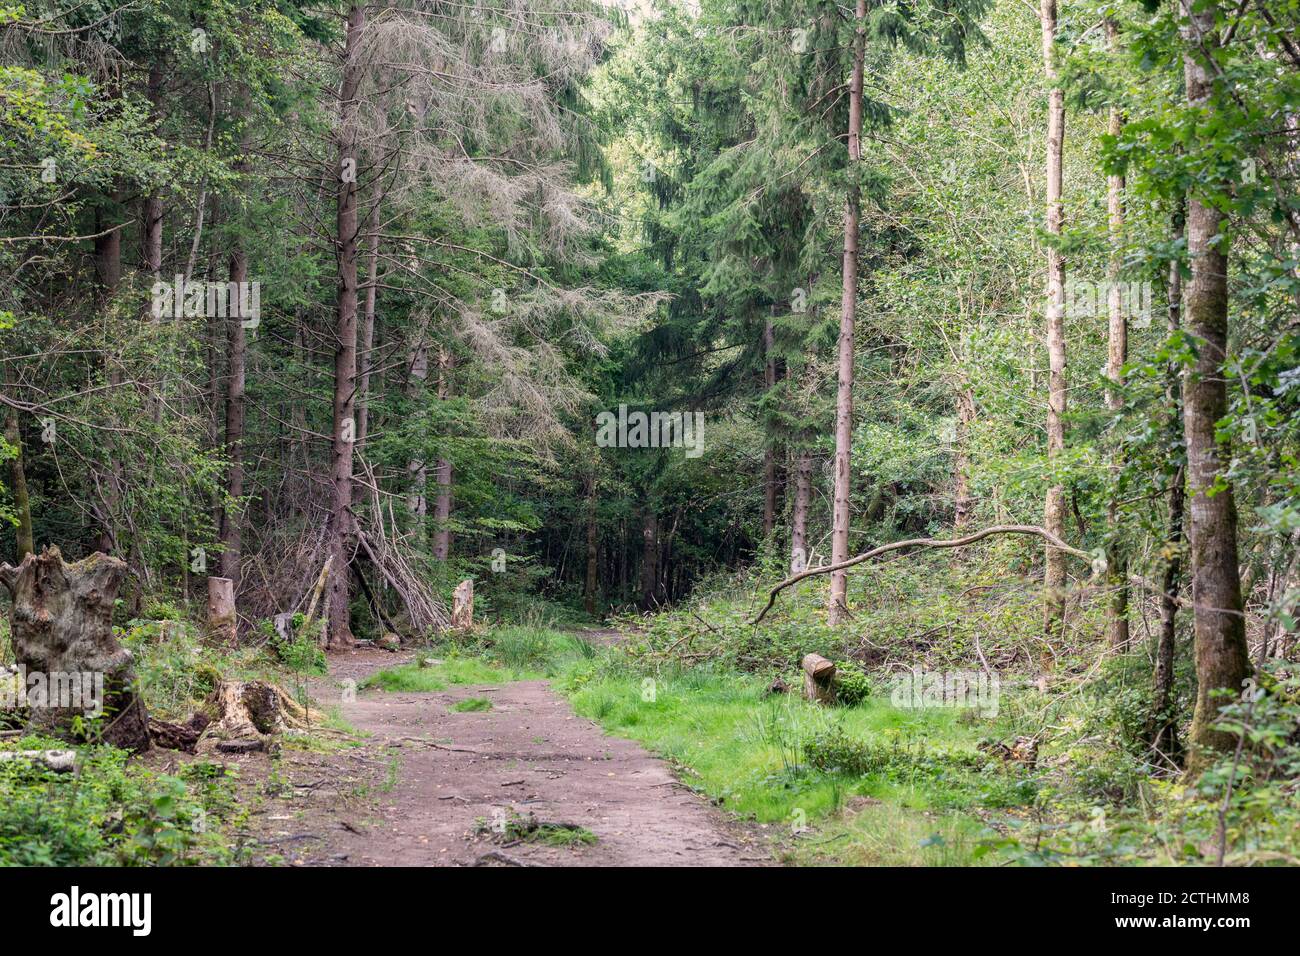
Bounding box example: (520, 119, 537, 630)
(563, 665, 1034, 863)
(450, 697, 493, 712)
(361, 657, 526, 692)
(363, 626, 597, 692)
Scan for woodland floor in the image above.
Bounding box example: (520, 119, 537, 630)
(236, 641, 771, 866)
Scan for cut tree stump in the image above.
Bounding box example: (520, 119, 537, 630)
(196, 679, 325, 754)
(0, 547, 150, 751)
(451, 578, 474, 631)
(801, 654, 837, 705)
(207, 576, 237, 645)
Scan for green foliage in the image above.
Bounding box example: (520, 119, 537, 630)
(0, 740, 242, 866)
(833, 660, 874, 707)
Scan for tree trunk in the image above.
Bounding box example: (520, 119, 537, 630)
(1040, 0, 1069, 641)
(1149, 204, 1187, 761)
(206, 576, 237, 646)
(790, 450, 813, 572)
(405, 322, 428, 520)
(953, 385, 975, 528)
(1181, 0, 1250, 764)
(219, 245, 248, 586)
(1105, 16, 1130, 650)
(762, 315, 781, 537)
(357, 191, 383, 451)
(829, 0, 867, 625)
(0, 549, 149, 751)
(432, 346, 453, 560)
(583, 471, 599, 615)
(639, 509, 659, 610)
(325, 3, 366, 650)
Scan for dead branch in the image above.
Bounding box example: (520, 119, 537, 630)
(750, 524, 1095, 625)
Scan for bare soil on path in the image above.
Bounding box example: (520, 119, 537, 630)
(244, 645, 771, 867)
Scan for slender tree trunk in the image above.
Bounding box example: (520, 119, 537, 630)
(432, 346, 453, 560)
(763, 315, 781, 537)
(1149, 203, 1187, 761)
(790, 450, 813, 573)
(639, 508, 659, 610)
(357, 191, 383, 451)
(325, 3, 366, 649)
(1105, 17, 1130, 650)
(953, 385, 975, 528)
(829, 0, 867, 624)
(1181, 0, 1250, 763)
(218, 244, 247, 586)
(1040, 0, 1069, 640)
(405, 323, 428, 519)
(583, 470, 599, 615)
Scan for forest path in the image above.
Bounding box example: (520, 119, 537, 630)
(269, 643, 769, 866)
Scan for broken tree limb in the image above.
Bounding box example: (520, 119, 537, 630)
(751, 525, 1094, 626)
(300, 555, 333, 638)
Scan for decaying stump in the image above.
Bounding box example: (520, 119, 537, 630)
(0, 547, 150, 751)
(196, 679, 324, 754)
(801, 653, 836, 705)
(207, 576, 237, 645)
(451, 578, 474, 631)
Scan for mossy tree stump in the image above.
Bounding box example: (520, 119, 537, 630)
(0, 547, 150, 751)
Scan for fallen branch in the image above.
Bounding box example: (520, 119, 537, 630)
(0, 749, 77, 772)
(750, 525, 1094, 625)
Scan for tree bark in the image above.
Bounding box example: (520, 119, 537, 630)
(1181, 0, 1250, 763)
(762, 315, 781, 537)
(1040, 0, 1069, 641)
(829, 0, 867, 625)
(639, 508, 660, 610)
(790, 450, 813, 573)
(218, 244, 248, 585)
(0, 548, 149, 751)
(583, 470, 599, 615)
(953, 385, 975, 528)
(206, 576, 237, 646)
(357, 190, 383, 451)
(405, 322, 428, 520)
(1149, 203, 1187, 761)
(1105, 17, 1130, 650)
(325, 3, 367, 649)
(432, 346, 453, 560)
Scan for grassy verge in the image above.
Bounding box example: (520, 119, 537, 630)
(563, 664, 1030, 864)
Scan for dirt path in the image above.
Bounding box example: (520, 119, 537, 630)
(250, 646, 770, 867)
